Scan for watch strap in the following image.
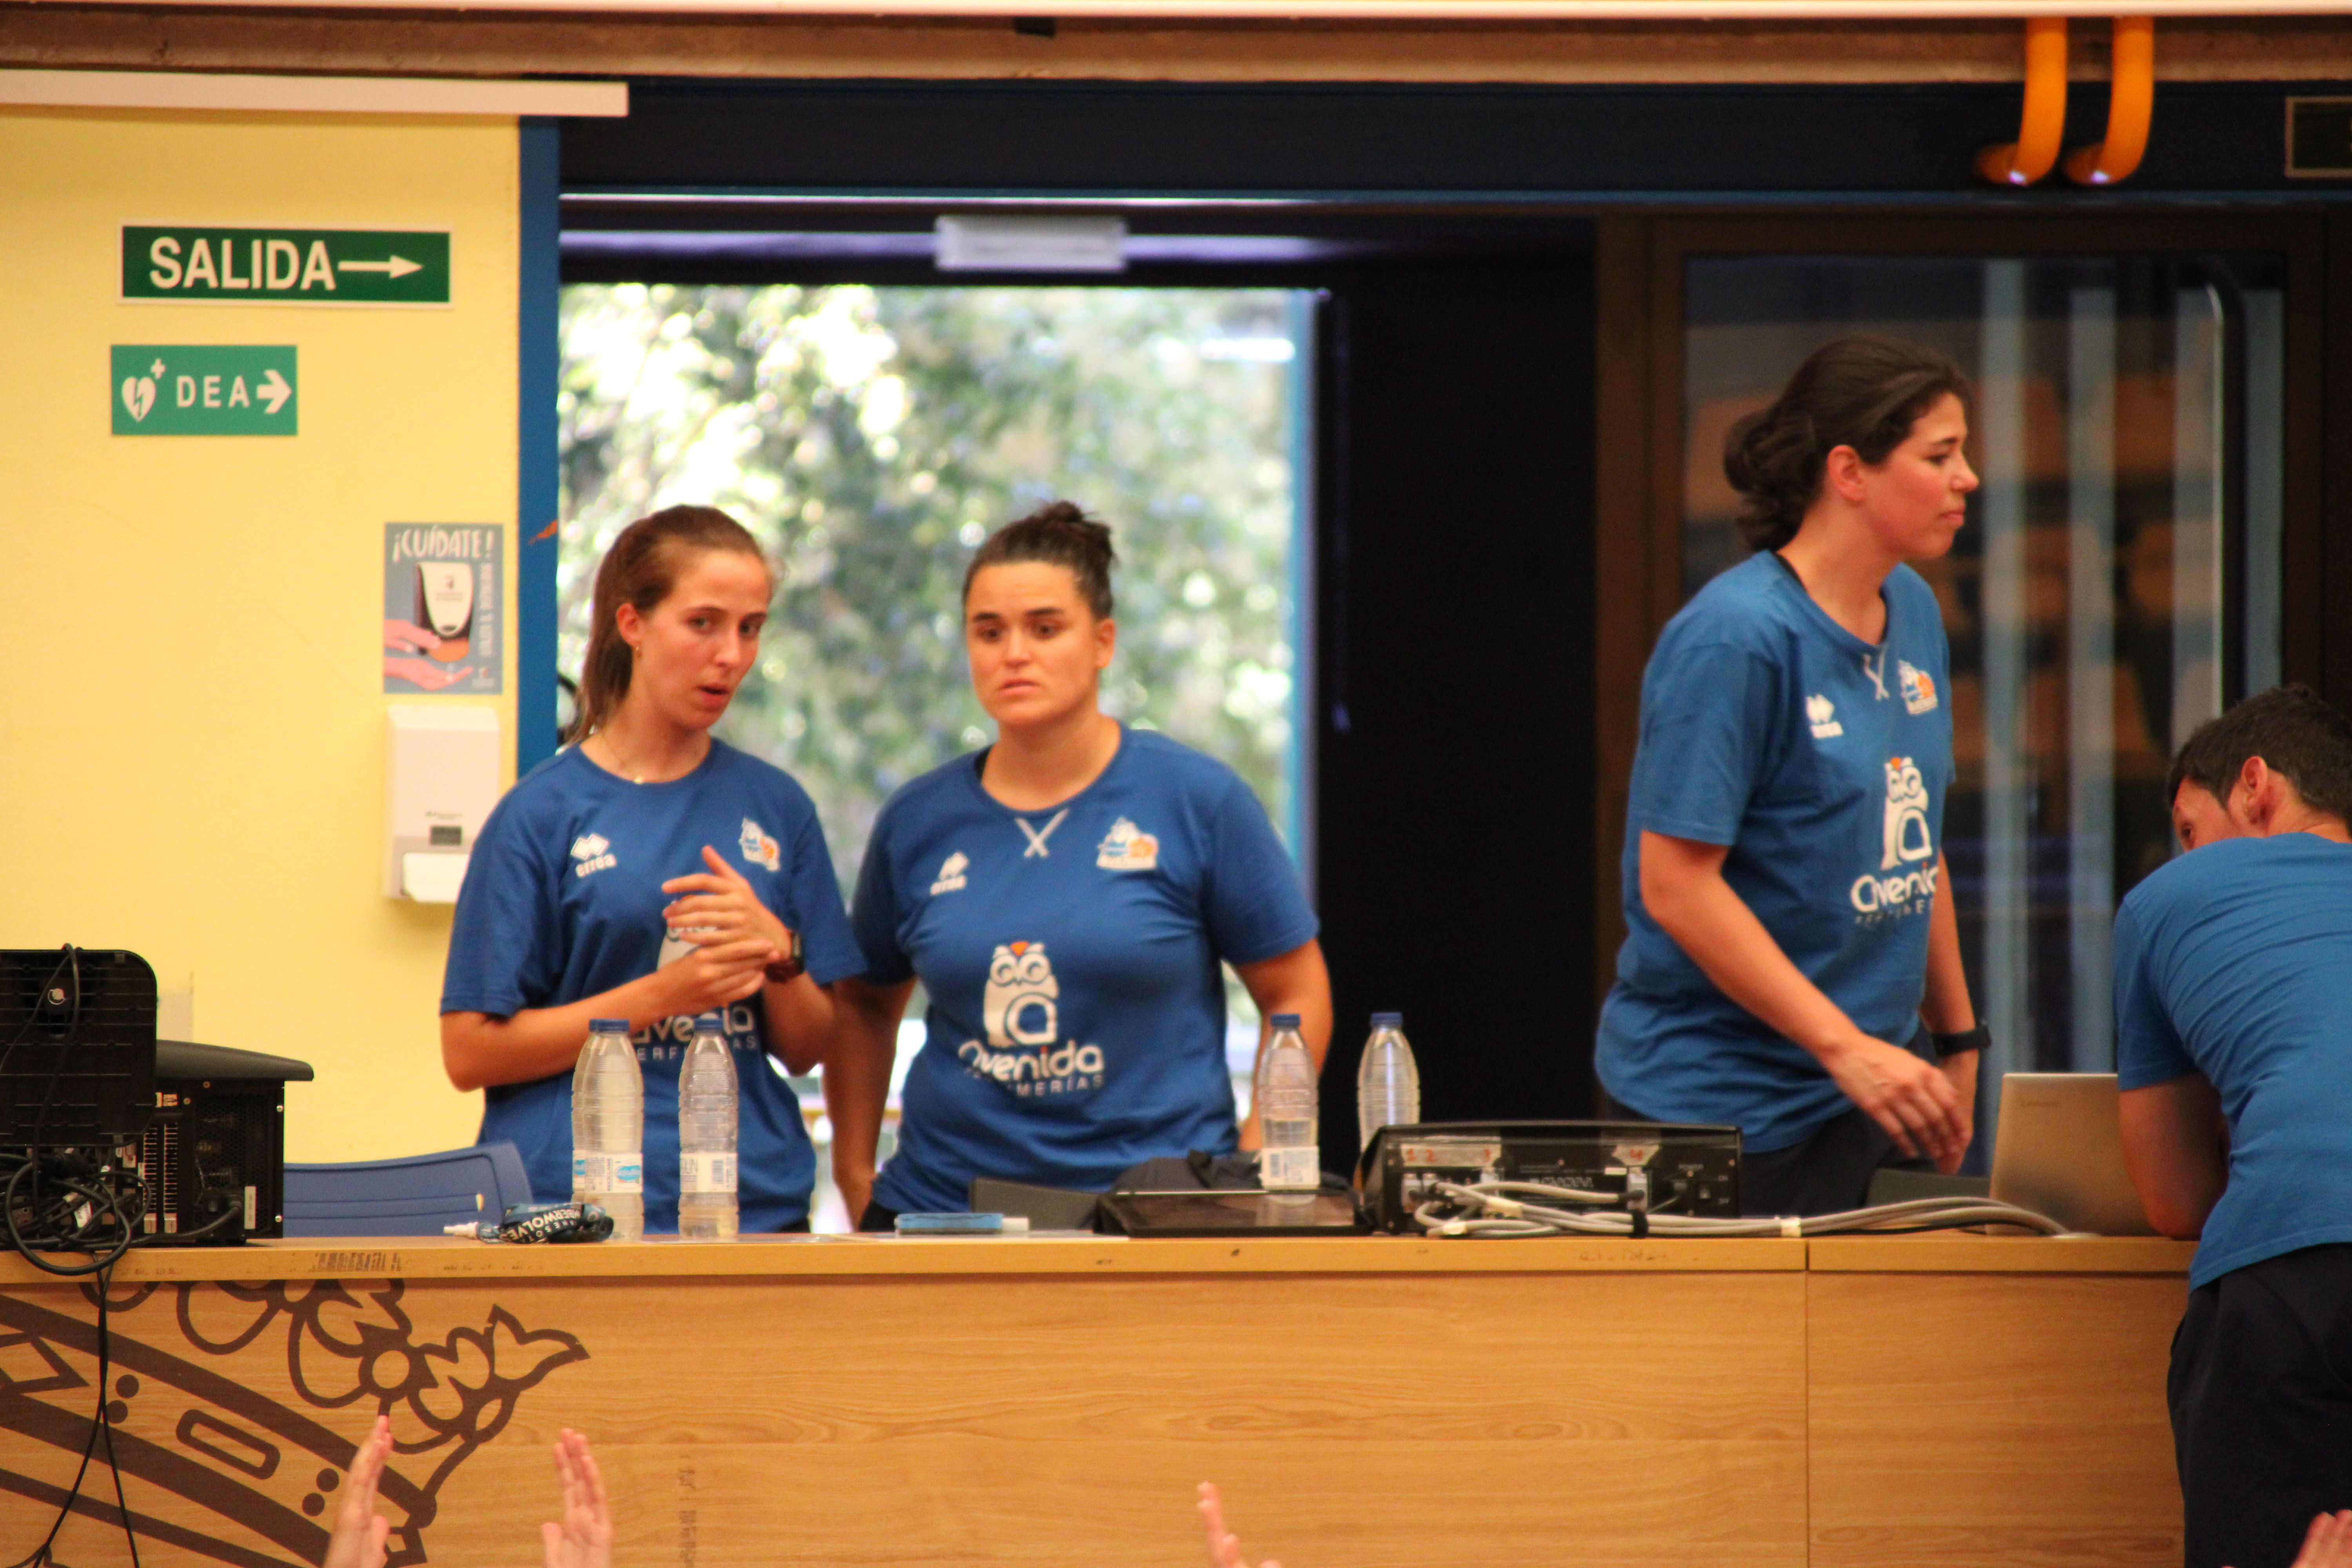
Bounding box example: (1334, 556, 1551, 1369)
(1931, 1023, 1990, 1059)
(764, 928, 805, 984)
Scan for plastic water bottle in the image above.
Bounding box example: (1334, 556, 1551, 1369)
(571, 1018, 643, 1241)
(677, 1011, 739, 1241)
(1255, 1012, 1320, 1204)
(1356, 1011, 1422, 1153)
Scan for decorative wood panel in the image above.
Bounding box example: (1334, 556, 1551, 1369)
(1, 1239, 1809, 1568)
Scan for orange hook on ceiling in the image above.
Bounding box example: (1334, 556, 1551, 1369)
(2065, 16, 2156, 186)
(1976, 16, 2069, 187)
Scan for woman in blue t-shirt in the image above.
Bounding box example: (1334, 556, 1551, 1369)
(830, 503, 1329, 1227)
(439, 505, 863, 1232)
(1596, 336, 1987, 1215)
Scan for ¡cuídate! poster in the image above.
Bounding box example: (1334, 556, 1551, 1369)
(383, 523, 503, 694)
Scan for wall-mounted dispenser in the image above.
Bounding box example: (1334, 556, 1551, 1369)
(385, 705, 501, 901)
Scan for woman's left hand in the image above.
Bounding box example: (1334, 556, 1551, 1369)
(662, 846, 793, 967)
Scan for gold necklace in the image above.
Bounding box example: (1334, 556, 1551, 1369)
(594, 731, 650, 785)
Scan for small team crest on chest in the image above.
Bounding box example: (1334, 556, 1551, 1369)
(739, 817, 781, 872)
(931, 851, 970, 895)
(1806, 695, 1844, 739)
(570, 832, 616, 879)
(1898, 661, 1939, 716)
(1096, 817, 1160, 871)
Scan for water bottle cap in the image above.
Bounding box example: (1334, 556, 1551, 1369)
(1370, 1011, 1403, 1026)
(1270, 1013, 1302, 1029)
(695, 1012, 724, 1031)
(589, 1018, 630, 1033)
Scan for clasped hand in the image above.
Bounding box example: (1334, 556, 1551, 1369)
(655, 845, 797, 1014)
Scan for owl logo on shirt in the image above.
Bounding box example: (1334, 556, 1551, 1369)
(739, 817, 781, 873)
(984, 941, 1060, 1047)
(1880, 756, 1935, 870)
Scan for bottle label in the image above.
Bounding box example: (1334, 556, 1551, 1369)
(679, 1152, 737, 1195)
(572, 1152, 643, 1194)
(1260, 1146, 1320, 1190)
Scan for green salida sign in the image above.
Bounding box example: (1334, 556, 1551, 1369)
(113, 346, 298, 436)
(122, 227, 450, 305)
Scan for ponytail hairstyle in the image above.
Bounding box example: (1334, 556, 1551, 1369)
(566, 505, 770, 745)
(962, 500, 1117, 620)
(1723, 334, 1975, 552)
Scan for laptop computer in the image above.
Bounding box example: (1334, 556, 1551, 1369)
(1989, 1073, 2160, 1236)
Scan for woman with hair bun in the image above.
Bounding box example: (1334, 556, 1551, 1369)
(438, 505, 864, 1232)
(829, 501, 1329, 1229)
(1596, 334, 1987, 1215)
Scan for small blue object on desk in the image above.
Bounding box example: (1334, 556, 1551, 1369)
(893, 1212, 1030, 1235)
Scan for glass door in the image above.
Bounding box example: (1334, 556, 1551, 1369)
(1677, 250, 2286, 1143)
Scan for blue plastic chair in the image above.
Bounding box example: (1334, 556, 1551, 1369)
(283, 1142, 535, 1237)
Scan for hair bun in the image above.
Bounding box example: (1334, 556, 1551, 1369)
(965, 501, 1118, 619)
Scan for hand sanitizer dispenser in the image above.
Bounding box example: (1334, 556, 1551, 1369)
(385, 706, 502, 901)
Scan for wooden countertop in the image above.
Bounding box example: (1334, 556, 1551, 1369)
(0, 1230, 2197, 1285)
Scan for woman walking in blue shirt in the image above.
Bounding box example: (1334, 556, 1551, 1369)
(439, 505, 863, 1232)
(1597, 336, 1987, 1215)
(829, 504, 1329, 1228)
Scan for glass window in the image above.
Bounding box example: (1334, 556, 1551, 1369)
(558, 283, 1314, 1222)
(1682, 255, 2284, 1138)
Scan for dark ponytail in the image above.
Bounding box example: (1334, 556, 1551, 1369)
(568, 505, 770, 744)
(1724, 334, 1974, 552)
(962, 500, 1117, 619)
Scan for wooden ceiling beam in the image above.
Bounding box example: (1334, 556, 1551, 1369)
(6, 5, 2352, 84)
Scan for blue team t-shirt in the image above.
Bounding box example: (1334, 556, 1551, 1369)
(1595, 553, 1956, 1152)
(851, 727, 1320, 1214)
(2114, 833, 2352, 1289)
(439, 740, 863, 1231)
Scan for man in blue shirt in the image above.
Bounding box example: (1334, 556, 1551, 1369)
(2115, 684, 2352, 1568)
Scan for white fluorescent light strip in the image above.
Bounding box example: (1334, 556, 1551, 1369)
(42, 0, 2352, 16)
(564, 194, 1317, 208)
(0, 68, 627, 117)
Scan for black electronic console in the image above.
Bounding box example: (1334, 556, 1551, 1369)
(1357, 1120, 1744, 1234)
(140, 1040, 313, 1245)
(1, 946, 161, 1267)
(0, 947, 158, 1148)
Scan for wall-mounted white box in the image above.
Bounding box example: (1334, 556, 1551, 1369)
(385, 705, 501, 901)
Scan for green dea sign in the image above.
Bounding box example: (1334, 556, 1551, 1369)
(113, 346, 298, 436)
(122, 227, 450, 306)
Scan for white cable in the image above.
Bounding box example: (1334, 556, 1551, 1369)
(1413, 1181, 2074, 1238)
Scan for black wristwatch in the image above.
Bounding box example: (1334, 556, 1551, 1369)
(1931, 1024, 1990, 1060)
(764, 927, 805, 984)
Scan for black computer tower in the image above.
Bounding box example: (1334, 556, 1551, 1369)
(138, 1040, 314, 1245)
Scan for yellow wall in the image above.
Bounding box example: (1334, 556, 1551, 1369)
(0, 107, 517, 1162)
